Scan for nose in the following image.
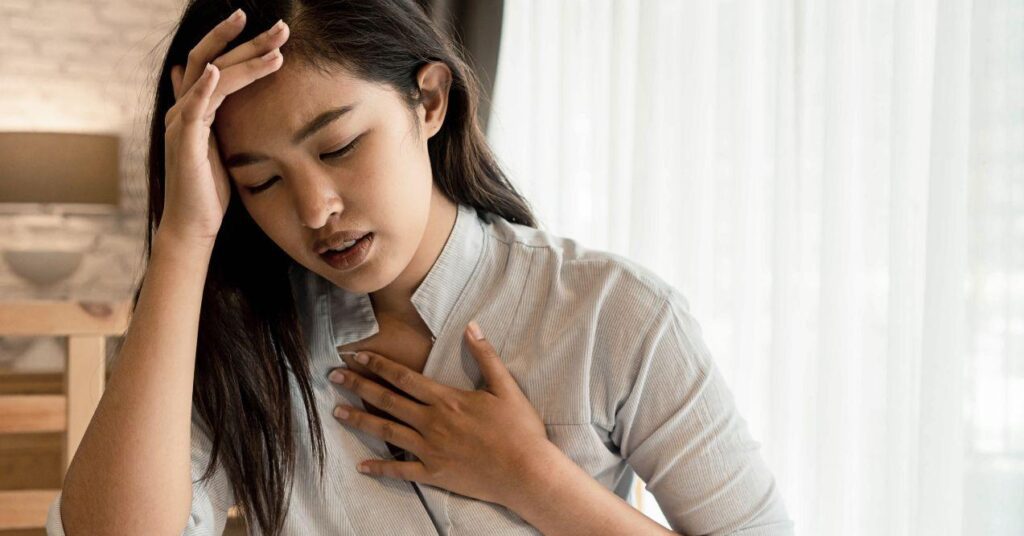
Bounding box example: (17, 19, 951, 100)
(293, 169, 343, 229)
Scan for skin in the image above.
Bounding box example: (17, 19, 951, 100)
(214, 56, 459, 323)
(331, 332, 677, 536)
(77, 8, 679, 536)
(213, 53, 674, 533)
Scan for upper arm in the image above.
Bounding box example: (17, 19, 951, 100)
(610, 292, 794, 536)
(47, 413, 235, 536)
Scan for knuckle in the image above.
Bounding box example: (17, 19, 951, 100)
(413, 436, 430, 455)
(249, 56, 270, 74)
(378, 390, 396, 412)
(380, 421, 395, 442)
(393, 369, 415, 391)
(349, 374, 364, 392)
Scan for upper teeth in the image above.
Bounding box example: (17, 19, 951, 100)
(328, 239, 358, 252)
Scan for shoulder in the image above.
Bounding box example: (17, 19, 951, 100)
(482, 212, 681, 313)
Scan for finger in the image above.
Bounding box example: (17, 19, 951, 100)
(356, 458, 432, 485)
(339, 350, 447, 405)
(212, 19, 289, 71)
(463, 321, 516, 396)
(204, 48, 283, 113)
(334, 405, 426, 456)
(165, 62, 218, 128)
(180, 63, 220, 125)
(329, 365, 429, 429)
(181, 8, 247, 93)
(170, 64, 184, 100)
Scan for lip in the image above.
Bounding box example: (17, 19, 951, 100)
(320, 232, 373, 271)
(315, 230, 372, 254)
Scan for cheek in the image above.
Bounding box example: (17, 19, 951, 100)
(354, 135, 430, 203)
(243, 199, 304, 255)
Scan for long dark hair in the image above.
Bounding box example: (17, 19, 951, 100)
(140, 0, 536, 533)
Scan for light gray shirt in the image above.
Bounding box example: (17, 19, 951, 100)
(47, 202, 794, 535)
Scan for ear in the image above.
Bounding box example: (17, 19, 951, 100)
(414, 62, 452, 140)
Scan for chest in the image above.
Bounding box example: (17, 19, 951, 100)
(336, 314, 434, 457)
(337, 313, 434, 375)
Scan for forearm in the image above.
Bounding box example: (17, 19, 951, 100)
(61, 230, 214, 535)
(503, 443, 675, 536)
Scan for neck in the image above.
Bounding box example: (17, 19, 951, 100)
(369, 191, 458, 322)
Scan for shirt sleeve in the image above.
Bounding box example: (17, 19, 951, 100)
(611, 290, 795, 536)
(46, 411, 236, 536)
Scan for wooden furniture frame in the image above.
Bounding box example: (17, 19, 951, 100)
(0, 300, 129, 530)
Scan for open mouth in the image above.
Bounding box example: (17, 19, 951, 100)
(320, 232, 374, 270)
(322, 232, 370, 254)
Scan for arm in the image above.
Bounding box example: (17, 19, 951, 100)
(508, 291, 794, 536)
(48, 412, 235, 536)
(506, 442, 675, 535)
(610, 291, 793, 535)
(57, 230, 217, 535)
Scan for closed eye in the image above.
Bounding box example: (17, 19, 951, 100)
(245, 175, 279, 194)
(244, 135, 363, 195)
(321, 134, 362, 160)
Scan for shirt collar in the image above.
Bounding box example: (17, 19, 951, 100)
(327, 202, 486, 347)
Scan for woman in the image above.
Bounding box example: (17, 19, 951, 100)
(49, 1, 794, 534)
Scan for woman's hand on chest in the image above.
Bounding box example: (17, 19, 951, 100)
(327, 321, 554, 508)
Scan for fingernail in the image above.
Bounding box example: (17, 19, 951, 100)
(269, 19, 286, 34)
(230, 8, 244, 21)
(355, 352, 369, 365)
(334, 406, 350, 419)
(260, 49, 281, 61)
(329, 370, 346, 383)
(468, 320, 484, 340)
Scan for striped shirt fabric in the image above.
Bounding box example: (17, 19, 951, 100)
(47, 202, 794, 535)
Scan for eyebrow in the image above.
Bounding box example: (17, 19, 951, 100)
(224, 103, 359, 169)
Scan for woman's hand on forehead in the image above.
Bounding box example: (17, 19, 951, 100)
(159, 8, 292, 245)
(169, 9, 290, 121)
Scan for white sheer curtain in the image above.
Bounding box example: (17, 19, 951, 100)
(486, 1, 1023, 534)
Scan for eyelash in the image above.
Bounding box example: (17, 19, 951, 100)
(245, 135, 363, 194)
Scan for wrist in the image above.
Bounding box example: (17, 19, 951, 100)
(154, 227, 217, 256)
(503, 440, 568, 512)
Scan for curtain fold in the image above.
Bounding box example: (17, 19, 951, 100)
(487, 1, 1023, 534)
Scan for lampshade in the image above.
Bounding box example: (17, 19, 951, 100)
(0, 131, 120, 205)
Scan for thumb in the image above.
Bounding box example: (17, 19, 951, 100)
(464, 320, 514, 396)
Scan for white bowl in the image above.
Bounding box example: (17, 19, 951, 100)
(3, 249, 85, 286)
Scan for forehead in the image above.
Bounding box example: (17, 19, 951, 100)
(214, 61, 382, 149)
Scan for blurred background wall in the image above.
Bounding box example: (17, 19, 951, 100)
(0, 0, 185, 374)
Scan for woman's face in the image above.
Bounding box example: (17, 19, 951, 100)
(213, 60, 451, 294)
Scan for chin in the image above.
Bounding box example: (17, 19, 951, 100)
(321, 255, 396, 294)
